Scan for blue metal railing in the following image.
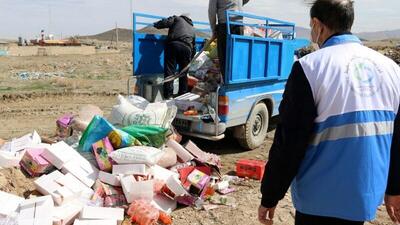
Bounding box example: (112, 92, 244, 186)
(133, 12, 211, 34)
(225, 11, 296, 40)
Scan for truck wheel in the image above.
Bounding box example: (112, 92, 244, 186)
(238, 103, 269, 150)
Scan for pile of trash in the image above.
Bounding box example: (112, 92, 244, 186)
(15, 72, 65, 80)
(0, 94, 251, 225)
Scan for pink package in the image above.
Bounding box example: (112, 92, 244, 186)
(92, 137, 114, 172)
(20, 148, 54, 177)
(56, 114, 73, 138)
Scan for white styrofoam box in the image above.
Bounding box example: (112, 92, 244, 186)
(166, 139, 194, 163)
(18, 196, 54, 225)
(62, 160, 98, 188)
(41, 142, 75, 169)
(112, 164, 147, 176)
(152, 194, 177, 214)
(166, 176, 188, 197)
(0, 191, 25, 217)
(120, 175, 135, 203)
(151, 165, 179, 182)
(98, 171, 121, 187)
(56, 173, 94, 199)
(53, 200, 83, 225)
(0, 151, 23, 169)
(34, 171, 93, 205)
(73, 219, 117, 225)
(121, 176, 154, 203)
(80, 206, 124, 222)
(0, 130, 41, 153)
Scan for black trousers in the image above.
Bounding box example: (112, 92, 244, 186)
(295, 211, 364, 225)
(164, 41, 192, 98)
(216, 23, 243, 77)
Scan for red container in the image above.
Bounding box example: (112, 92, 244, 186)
(236, 159, 266, 180)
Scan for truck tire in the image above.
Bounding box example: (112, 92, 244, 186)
(238, 103, 269, 150)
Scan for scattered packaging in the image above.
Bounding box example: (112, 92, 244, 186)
(56, 115, 73, 138)
(61, 160, 99, 188)
(121, 125, 168, 148)
(80, 206, 124, 222)
(98, 171, 121, 187)
(187, 169, 210, 190)
(92, 137, 114, 172)
(0, 191, 25, 217)
(0, 131, 41, 153)
(152, 195, 177, 214)
(185, 141, 221, 167)
(127, 200, 159, 225)
(156, 147, 177, 168)
(166, 140, 194, 163)
(20, 148, 54, 177)
(112, 164, 147, 176)
(109, 146, 163, 166)
(41, 142, 75, 169)
(121, 176, 153, 203)
(52, 200, 83, 225)
(79, 116, 140, 152)
(236, 159, 266, 180)
(17, 195, 54, 225)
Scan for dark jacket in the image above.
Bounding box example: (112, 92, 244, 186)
(154, 15, 196, 53)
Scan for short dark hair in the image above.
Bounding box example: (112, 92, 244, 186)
(310, 0, 354, 32)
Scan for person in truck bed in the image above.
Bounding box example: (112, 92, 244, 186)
(154, 14, 196, 99)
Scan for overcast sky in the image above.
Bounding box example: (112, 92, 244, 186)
(0, 0, 399, 39)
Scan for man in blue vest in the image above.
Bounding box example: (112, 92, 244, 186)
(258, 0, 400, 224)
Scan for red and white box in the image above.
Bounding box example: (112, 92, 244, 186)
(236, 159, 266, 180)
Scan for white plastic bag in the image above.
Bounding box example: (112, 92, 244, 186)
(110, 95, 177, 129)
(127, 95, 149, 110)
(109, 146, 164, 165)
(190, 52, 212, 71)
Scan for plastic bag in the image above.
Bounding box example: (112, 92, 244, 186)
(127, 95, 149, 110)
(190, 52, 212, 71)
(79, 115, 141, 152)
(121, 125, 167, 148)
(111, 95, 177, 129)
(128, 200, 160, 225)
(109, 146, 163, 166)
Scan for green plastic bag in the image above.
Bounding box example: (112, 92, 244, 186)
(79, 115, 141, 152)
(121, 125, 168, 148)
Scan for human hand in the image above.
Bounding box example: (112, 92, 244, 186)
(385, 194, 400, 224)
(258, 205, 276, 224)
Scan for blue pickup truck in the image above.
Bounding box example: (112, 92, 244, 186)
(131, 11, 309, 149)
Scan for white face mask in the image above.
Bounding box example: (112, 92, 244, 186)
(311, 22, 322, 48)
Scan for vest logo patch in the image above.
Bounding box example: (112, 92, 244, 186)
(346, 57, 383, 97)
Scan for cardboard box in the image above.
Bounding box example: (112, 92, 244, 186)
(92, 137, 114, 172)
(187, 169, 210, 190)
(151, 165, 179, 182)
(34, 171, 93, 205)
(20, 148, 54, 177)
(53, 201, 83, 225)
(42, 143, 74, 169)
(112, 164, 147, 176)
(0, 191, 25, 217)
(152, 194, 177, 214)
(98, 171, 121, 186)
(0, 130, 41, 153)
(166, 140, 194, 163)
(62, 160, 98, 188)
(121, 176, 154, 203)
(80, 206, 124, 222)
(236, 159, 266, 180)
(18, 195, 54, 225)
(34, 171, 64, 202)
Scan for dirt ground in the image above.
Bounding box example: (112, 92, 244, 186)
(0, 42, 398, 225)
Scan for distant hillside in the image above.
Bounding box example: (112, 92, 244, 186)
(80, 27, 400, 42)
(358, 29, 400, 41)
(79, 28, 133, 42)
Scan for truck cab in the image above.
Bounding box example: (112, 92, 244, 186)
(131, 11, 309, 149)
